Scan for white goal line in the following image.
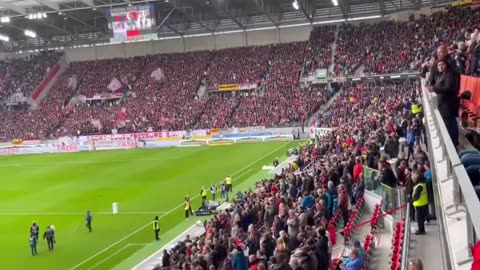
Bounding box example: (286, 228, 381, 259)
(0, 211, 169, 216)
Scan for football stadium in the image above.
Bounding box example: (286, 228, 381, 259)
(0, 0, 480, 269)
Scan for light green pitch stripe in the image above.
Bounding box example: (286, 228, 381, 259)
(110, 163, 283, 270)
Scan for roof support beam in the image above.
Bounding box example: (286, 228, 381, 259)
(298, 0, 313, 23)
(79, 0, 95, 7)
(379, 0, 386, 15)
(166, 24, 182, 36)
(211, 0, 244, 29)
(0, 2, 26, 15)
(339, 0, 348, 18)
(33, 0, 102, 33)
(252, 0, 277, 26)
(32, 0, 59, 11)
(167, 1, 213, 33)
(37, 20, 73, 35)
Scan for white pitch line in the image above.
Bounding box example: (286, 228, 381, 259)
(68, 142, 289, 270)
(131, 223, 199, 270)
(0, 212, 168, 216)
(87, 244, 151, 270)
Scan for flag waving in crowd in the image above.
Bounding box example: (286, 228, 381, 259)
(107, 77, 122, 92)
(150, 68, 165, 82)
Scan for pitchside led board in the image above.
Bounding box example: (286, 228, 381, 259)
(108, 4, 158, 43)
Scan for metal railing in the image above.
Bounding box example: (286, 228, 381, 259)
(421, 79, 480, 269)
(400, 202, 411, 270)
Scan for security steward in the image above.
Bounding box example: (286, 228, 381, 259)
(411, 172, 429, 235)
(153, 216, 160, 240)
(200, 186, 208, 209)
(184, 195, 194, 220)
(226, 176, 233, 193)
(411, 100, 420, 117)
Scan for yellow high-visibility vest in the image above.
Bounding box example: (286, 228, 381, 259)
(153, 220, 159, 230)
(201, 189, 207, 197)
(412, 104, 419, 115)
(184, 202, 189, 210)
(226, 177, 232, 185)
(412, 183, 428, 207)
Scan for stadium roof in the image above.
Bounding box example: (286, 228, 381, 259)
(0, 0, 452, 52)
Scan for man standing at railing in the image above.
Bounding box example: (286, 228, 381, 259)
(411, 172, 429, 235)
(431, 46, 460, 147)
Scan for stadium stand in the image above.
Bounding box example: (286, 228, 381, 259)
(304, 25, 336, 74)
(207, 45, 271, 86)
(2, 3, 480, 270)
(0, 7, 478, 142)
(149, 79, 418, 269)
(0, 51, 61, 103)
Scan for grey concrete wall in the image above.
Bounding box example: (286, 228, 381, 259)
(64, 25, 312, 62)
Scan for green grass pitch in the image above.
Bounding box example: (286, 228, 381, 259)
(0, 141, 296, 270)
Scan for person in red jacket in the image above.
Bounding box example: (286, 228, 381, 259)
(338, 185, 350, 228)
(471, 241, 480, 270)
(249, 255, 260, 270)
(353, 156, 363, 184)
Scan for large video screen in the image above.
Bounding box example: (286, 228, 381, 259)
(108, 4, 157, 42)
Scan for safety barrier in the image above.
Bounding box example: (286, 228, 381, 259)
(422, 78, 479, 269)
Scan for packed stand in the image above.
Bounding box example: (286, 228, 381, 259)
(207, 46, 272, 86)
(74, 57, 146, 97)
(0, 51, 62, 102)
(304, 26, 336, 74)
(194, 93, 238, 129)
(155, 81, 425, 270)
(0, 68, 79, 140)
(124, 51, 211, 131)
(230, 42, 327, 127)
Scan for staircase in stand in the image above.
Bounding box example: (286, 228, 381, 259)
(329, 24, 340, 76)
(306, 87, 343, 127)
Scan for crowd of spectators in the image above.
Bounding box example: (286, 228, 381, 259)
(1, 6, 479, 141)
(207, 46, 272, 86)
(155, 80, 421, 270)
(0, 51, 61, 102)
(195, 93, 238, 130)
(73, 57, 146, 97)
(229, 42, 329, 127)
(333, 7, 480, 76)
(304, 26, 336, 75)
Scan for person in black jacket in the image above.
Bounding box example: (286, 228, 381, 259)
(470, 37, 480, 76)
(433, 59, 459, 146)
(161, 250, 170, 269)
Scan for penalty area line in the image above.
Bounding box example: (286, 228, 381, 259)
(68, 142, 289, 270)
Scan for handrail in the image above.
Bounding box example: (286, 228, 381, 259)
(421, 77, 477, 269)
(400, 202, 411, 270)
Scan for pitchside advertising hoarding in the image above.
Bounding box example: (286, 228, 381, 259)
(0, 127, 294, 155)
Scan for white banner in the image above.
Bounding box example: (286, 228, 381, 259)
(150, 68, 165, 82)
(107, 77, 122, 92)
